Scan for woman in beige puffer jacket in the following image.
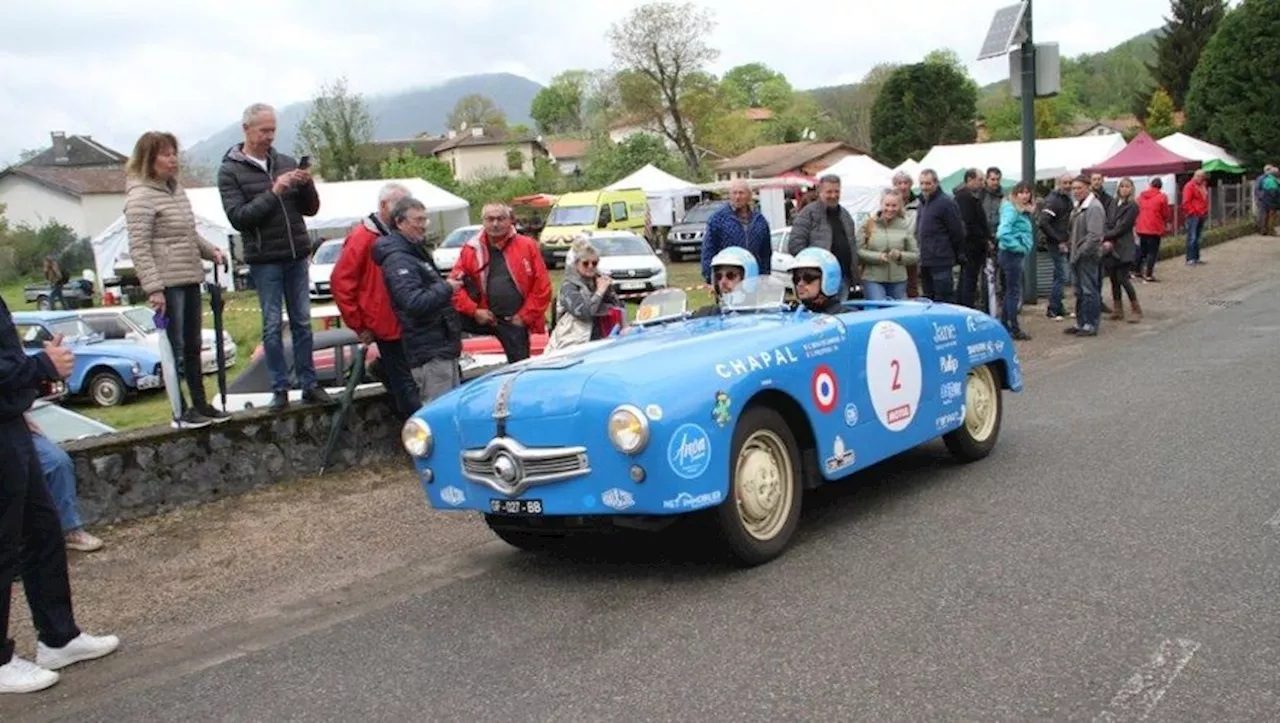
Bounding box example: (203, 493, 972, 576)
(124, 131, 228, 427)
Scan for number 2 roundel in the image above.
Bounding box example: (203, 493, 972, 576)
(865, 320, 923, 432)
(811, 365, 838, 414)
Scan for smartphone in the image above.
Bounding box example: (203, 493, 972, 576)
(298, 155, 311, 170)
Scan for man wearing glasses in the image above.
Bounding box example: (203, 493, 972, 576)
(690, 247, 758, 318)
(788, 248, 845, 314)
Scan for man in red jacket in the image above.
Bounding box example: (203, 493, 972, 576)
(1181, 170, 1209, 266)
(451, 202, 551, 363)
(329, 182, 420, 420)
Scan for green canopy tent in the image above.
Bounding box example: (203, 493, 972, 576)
(939, 168, 1018, 193)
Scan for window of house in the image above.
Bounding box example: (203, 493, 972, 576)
(506, 149, 524, 171)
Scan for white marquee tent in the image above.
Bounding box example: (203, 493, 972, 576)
(606, 163, 702, 226)
(817, 155, 896, 214)
(91, 177, 470, 289)
(917, 135, 1127, 184)
(1157, 132, 1245, 173)
(893, 158, 922, 180)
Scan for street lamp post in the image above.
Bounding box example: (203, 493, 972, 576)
(1018, 1, 1038, 305)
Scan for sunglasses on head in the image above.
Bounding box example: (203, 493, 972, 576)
(791, 270, 822, 284)
(714, 269, 742, 282)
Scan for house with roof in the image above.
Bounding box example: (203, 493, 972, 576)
(711, 141, 865, 181)
(431, 125, 548, 181)
(362, 136, 447, 167)
(0, 132, 131, 238)
(545, 139, 590, 175)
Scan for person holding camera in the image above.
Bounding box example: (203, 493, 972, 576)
(217, 102, 327, 412)
(1, 296, 120, 694)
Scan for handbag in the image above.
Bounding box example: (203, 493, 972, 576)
(545, 301, 593, 351)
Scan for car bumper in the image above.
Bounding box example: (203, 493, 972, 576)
(136, 374, 164, 391)
(201, 347, 238, 373)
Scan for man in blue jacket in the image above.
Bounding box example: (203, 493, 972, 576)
(914, 169, 965, 303)
(0, 297, 119, 693)
(699, 180, 772, 284)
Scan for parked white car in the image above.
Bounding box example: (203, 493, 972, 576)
(78, 306, 238, 375)
(309, 238, 344, 300)
(770, 226, 795, 289)
(572, 231, 667, 297)
(432, 224, 481, 272)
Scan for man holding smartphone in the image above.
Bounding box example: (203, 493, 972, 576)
(217, 103, 329, 411)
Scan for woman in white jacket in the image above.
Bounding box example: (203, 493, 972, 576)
(546, 238, 622, 350)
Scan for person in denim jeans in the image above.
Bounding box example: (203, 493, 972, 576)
(217, 103, 330, 411)
(995, 182, 1035, 341)
(1181, 170, 1209, 266)
(1037, 174, 1074, 320)
(1065, 175, 1106, 337)
(26, 418, 101, 553)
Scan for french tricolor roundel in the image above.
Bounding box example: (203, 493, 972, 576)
(811, 365, 838, 414)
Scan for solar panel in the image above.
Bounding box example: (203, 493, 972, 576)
(977, 2, 1029, 60)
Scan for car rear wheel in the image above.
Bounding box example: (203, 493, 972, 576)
(943, 363, 1003, 462)
(711, 406, 803, 566)
(36, 295, 51, 311)
(88, 371, 126, 407)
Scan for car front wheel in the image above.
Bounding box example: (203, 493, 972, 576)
(943, 363, 1003, 462)
(87, 371, 126, 407)
(712, 405, 803, 567)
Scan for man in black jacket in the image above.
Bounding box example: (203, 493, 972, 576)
(373, 197, 465, 405)
(217, 102, 329, 411)
(953, 168, 992, 309)
(1037, 173, 1074, 319)
(0, 297, 119, 693)
(914, 169, 964, 304)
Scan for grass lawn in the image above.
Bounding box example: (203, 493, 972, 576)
(2, 261, 713, 432)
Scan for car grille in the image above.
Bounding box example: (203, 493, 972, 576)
(461, 437, 590, 496)
(612, 268, 656, 279)
(314, 282, 330, 293)
(674, 231, 702, 241)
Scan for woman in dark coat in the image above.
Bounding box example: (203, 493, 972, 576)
(1103, 177, 1141, 322)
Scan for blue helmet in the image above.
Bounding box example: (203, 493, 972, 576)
(790, 247, 843, 298)
(710, 246, 760, 295)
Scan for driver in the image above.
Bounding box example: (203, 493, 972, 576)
(790, 247, 846, 314)
(690, 247, 758, 318)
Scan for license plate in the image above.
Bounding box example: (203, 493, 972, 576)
(489, 499, 544, 515)
(553, 250, 568, 257)
(618, 281, 646, 291)
(137, 374, 163, 390)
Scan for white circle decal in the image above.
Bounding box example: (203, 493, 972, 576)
(865, 320, 923, 432)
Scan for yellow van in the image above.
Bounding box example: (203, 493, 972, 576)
(538, 188, 648, 268)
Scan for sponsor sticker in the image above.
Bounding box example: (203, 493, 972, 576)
(940, 380, 964, 405)
(812, 365, 838, 414)
(667, 423, 712, 479)
(802, 336, 843, 359)
(935, 408, 965, 431)
(645, 404, 663, 421)
(965, 314, 997, 332)
(825, 435, 855, 473)
(439, 486, 465, 507)
(715, 347, 800, 379)
(866, 320, 923, 432)
(966, 341, 995, 363)
(844, 403, 859, 427)
(711, 391, 732, 428)
(601, 488, 636, 511)
(939, 353, 960, 375)
(932, 322, 959, 350)
(662, 490, 724, 511)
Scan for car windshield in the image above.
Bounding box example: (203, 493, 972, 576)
(546, 205, 597, 226)
(28, 403, 116, 444)
(439, 226, 479, 248)
(591, 235, 652, 257)
(313, 240, 343, 264)
(771, 229, 789, 252)
(633, 288, 688, 325)
(680, 203, 725, 224)
(721, 276, 789, 312)
(123, 308, 157, 332)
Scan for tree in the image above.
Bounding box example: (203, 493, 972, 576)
(810, 63, 900, 151)
(447, 94, 507, 132)
(607, 1, 719, 173)
(980, 89, 1077, 141)
(16, 149, 40, 164)
(379, 149, 457, 191)
(870, 61, 979, 165)
(579, 133, 685, 189)
(1144, 88, 1178, 138)
(720, 63, 792, 110)
(1184, 0, 1280, 170)
(1148, 0, 1226, 109)
(296, 76, 376, 181)
(530, 71, 588, 134)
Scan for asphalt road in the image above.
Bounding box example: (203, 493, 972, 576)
(16, 278, 1280, 722)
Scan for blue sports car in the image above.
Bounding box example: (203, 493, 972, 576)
(12, 310, 164, 407)
(401, 277, 1024, 566)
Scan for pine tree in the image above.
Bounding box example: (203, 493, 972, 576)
(1147, 0, 1226, 110)
(1144, 88, 1178, 138)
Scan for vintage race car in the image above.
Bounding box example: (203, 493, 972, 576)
(401, 277, 1024, 566)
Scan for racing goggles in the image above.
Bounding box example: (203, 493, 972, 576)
(713, 268, 742, 282)
(791, 270, 822, 285)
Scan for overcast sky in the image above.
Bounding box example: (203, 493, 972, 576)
(0, 0, 1177, 164)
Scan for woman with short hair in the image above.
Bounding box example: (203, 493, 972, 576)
(546, 237, 622, 350)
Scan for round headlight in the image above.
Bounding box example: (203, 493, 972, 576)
(131, 362, 142, 375)
(401, 418, 433, 458)
(607, 404, 650, 455)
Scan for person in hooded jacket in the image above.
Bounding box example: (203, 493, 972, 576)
(1102, 177, 1142, 322)
(546, 238, 623, 349)
(1134, 178, 1171, 282)
(373, 197, 464, 406)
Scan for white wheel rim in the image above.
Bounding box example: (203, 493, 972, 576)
(95, 380, 120, 406)
(734, 429, 794, 541)
(964, 365, 999, 442)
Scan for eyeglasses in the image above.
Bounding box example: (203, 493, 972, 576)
(791, 270, 822, 284)
(578, 259, 598, 268)
(714, 269, 742, 282)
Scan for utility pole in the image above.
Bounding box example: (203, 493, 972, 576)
(1019, 0, 1038, 305)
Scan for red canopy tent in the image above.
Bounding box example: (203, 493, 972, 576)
(1081, 131, 1202, 177)
(510, 193, 558, 208)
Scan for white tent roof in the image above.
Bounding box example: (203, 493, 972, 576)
(606, 164, 701, 196)
(917, 135, 1127, 183)
(1157, 132, 1244, 167)
(90, 213, 235, 291)
(819, 155, 895, 187)
(893, 158, 922, 178)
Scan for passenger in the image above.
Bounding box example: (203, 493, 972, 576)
(689, 247, 758, 318)
(790, 248, 846, 314)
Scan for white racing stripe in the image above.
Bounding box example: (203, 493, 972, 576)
(1093, 638, 1201, 723)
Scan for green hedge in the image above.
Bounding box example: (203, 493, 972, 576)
(1155, 220, 1256, 260)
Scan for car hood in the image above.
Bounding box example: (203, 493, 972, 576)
(598, 255, 663, 273)
(540, 226, 593, 244)
(453, 354, 600, 422)
(75, 340, 162, 365)
(433, 247, 462, 261)
(311, 263, 336, 283)
(669, 221, 708, 233)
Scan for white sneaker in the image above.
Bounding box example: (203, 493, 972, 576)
(35, 633, 120, 671)
(0, 656, 59, 694)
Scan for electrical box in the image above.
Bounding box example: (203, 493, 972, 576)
(1010, 42, 1061, 98)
